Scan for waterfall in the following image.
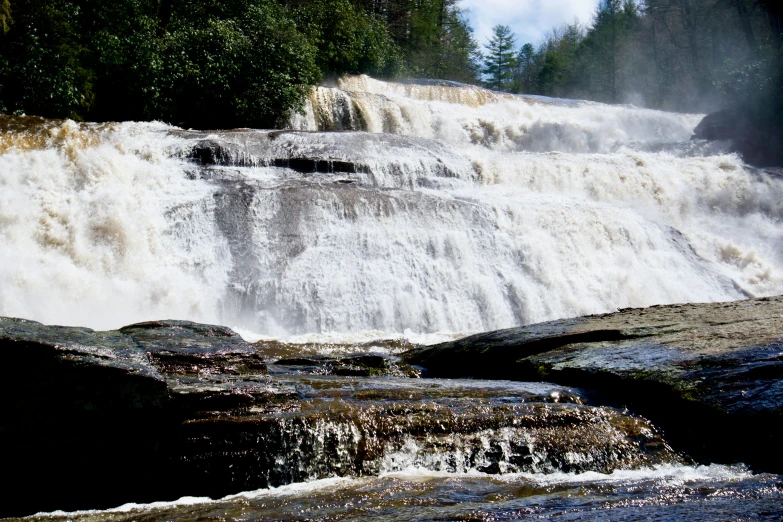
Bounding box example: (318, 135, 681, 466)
(1, 76, 781, 337)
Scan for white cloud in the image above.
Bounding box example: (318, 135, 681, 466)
(459, 0, 598, 50)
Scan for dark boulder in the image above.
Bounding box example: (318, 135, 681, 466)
(120, 320, 266, 376)
(693, 109, 783, 167)
(0, 318, 170, 517)
(0, 318, 267, 518)
(404, 296, 783, 473)
(693, 109, 739, 141)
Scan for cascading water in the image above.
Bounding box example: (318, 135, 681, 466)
(3, 79, 783, 521)
(2, 77, 781, 338)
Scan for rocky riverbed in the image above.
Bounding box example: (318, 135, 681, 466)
(1, 296, 782, 519)
(405, 295, 783, 473)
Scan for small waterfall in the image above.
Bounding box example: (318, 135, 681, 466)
(173, 375, 677, 489)
(1, 75, 781, 337)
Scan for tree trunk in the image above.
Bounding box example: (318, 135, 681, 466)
(734, 0, 756, 50)
(650, 19, 663, 106)
(678, 0, 700, 73)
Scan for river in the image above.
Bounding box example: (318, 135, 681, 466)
(2, 76, 782, 520)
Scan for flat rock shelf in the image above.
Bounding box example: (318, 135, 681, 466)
(405, 295, 783, 473)
(2, 296, 782, 519)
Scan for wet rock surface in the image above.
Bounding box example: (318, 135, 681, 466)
(693, 109, 783, 167)
(1, 317, 676, 518)
(404, 296, 783, 472)
(19, 467, 783, 522)
(273, 353, 421, 377)
(166, 375, 675, 500)
(121, 320, 267, 376)
(181, 129, 469, 184)
(0, 318, 269, 517)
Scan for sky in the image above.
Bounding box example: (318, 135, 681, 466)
(459, 0, 599, 49)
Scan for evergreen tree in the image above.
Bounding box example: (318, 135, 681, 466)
(353, 0, 480, 83)
(535, 22, 584, 97)
(583, 0, 635, 102)
(482, 25, 516, 92)
(514, 43, 536, 93)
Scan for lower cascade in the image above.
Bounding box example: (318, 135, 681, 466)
(1, 77, 782, 520)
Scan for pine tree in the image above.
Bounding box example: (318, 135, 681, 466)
(514, 42, 536, 93)
(482, 25, 516, 92)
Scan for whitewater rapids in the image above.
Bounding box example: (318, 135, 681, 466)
(1, 76, 781, 339)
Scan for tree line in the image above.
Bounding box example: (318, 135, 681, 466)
(1, 0, 780, 132)
(0, 0, 479, 128)
(481, 0, 782, 116)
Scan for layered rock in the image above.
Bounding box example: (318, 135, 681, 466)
(0, 318, 264, 517)
(5, 296, 780, 518)
(1, 317, 675, 518)
(405, 296, 783, 472)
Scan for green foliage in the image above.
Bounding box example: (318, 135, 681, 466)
(0, 0, 90, 118)
(534, 23, 584, 97)
(155, 1, 320, 128)
(402, 1, 480, 82)
(0, 0, 320, 127)
(575, 0, 639, 102)
(0, 0, 481, 125)
(514, 43, 536, 93)
(293, 0, 402, 77)
(514, 0, 781, 115)
(482, 25, 516, 92)
(86, 0, 163, 121)
(352, 0, 480, 83)
(538, 51, 567, 96)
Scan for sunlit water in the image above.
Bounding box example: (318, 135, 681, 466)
(1, 77, 781, 340)
(23, 465, 782, 521)
(2, 77, 782, 520)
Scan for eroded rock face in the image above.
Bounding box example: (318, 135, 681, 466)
(0, 317, 676, 518)
(404, 296, 783, 472)
(6, 295, 780, 518)
(166, 375, 677, 499)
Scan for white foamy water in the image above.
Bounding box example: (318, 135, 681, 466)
(1, 76, 781, 339)
(27, 464, 752, 519)
(293, 75, 702, 153)
(380, 463, 753, 486)
(0, 120, 231, 329)
(28, 477, 359, 518)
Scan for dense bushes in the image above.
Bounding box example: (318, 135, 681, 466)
(0, 0, 321, 128)
(0, 0, 479, 127)
(0, 0, 88, 118)
(156, 1, 321, 128)
(292, 0, 402, 78)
